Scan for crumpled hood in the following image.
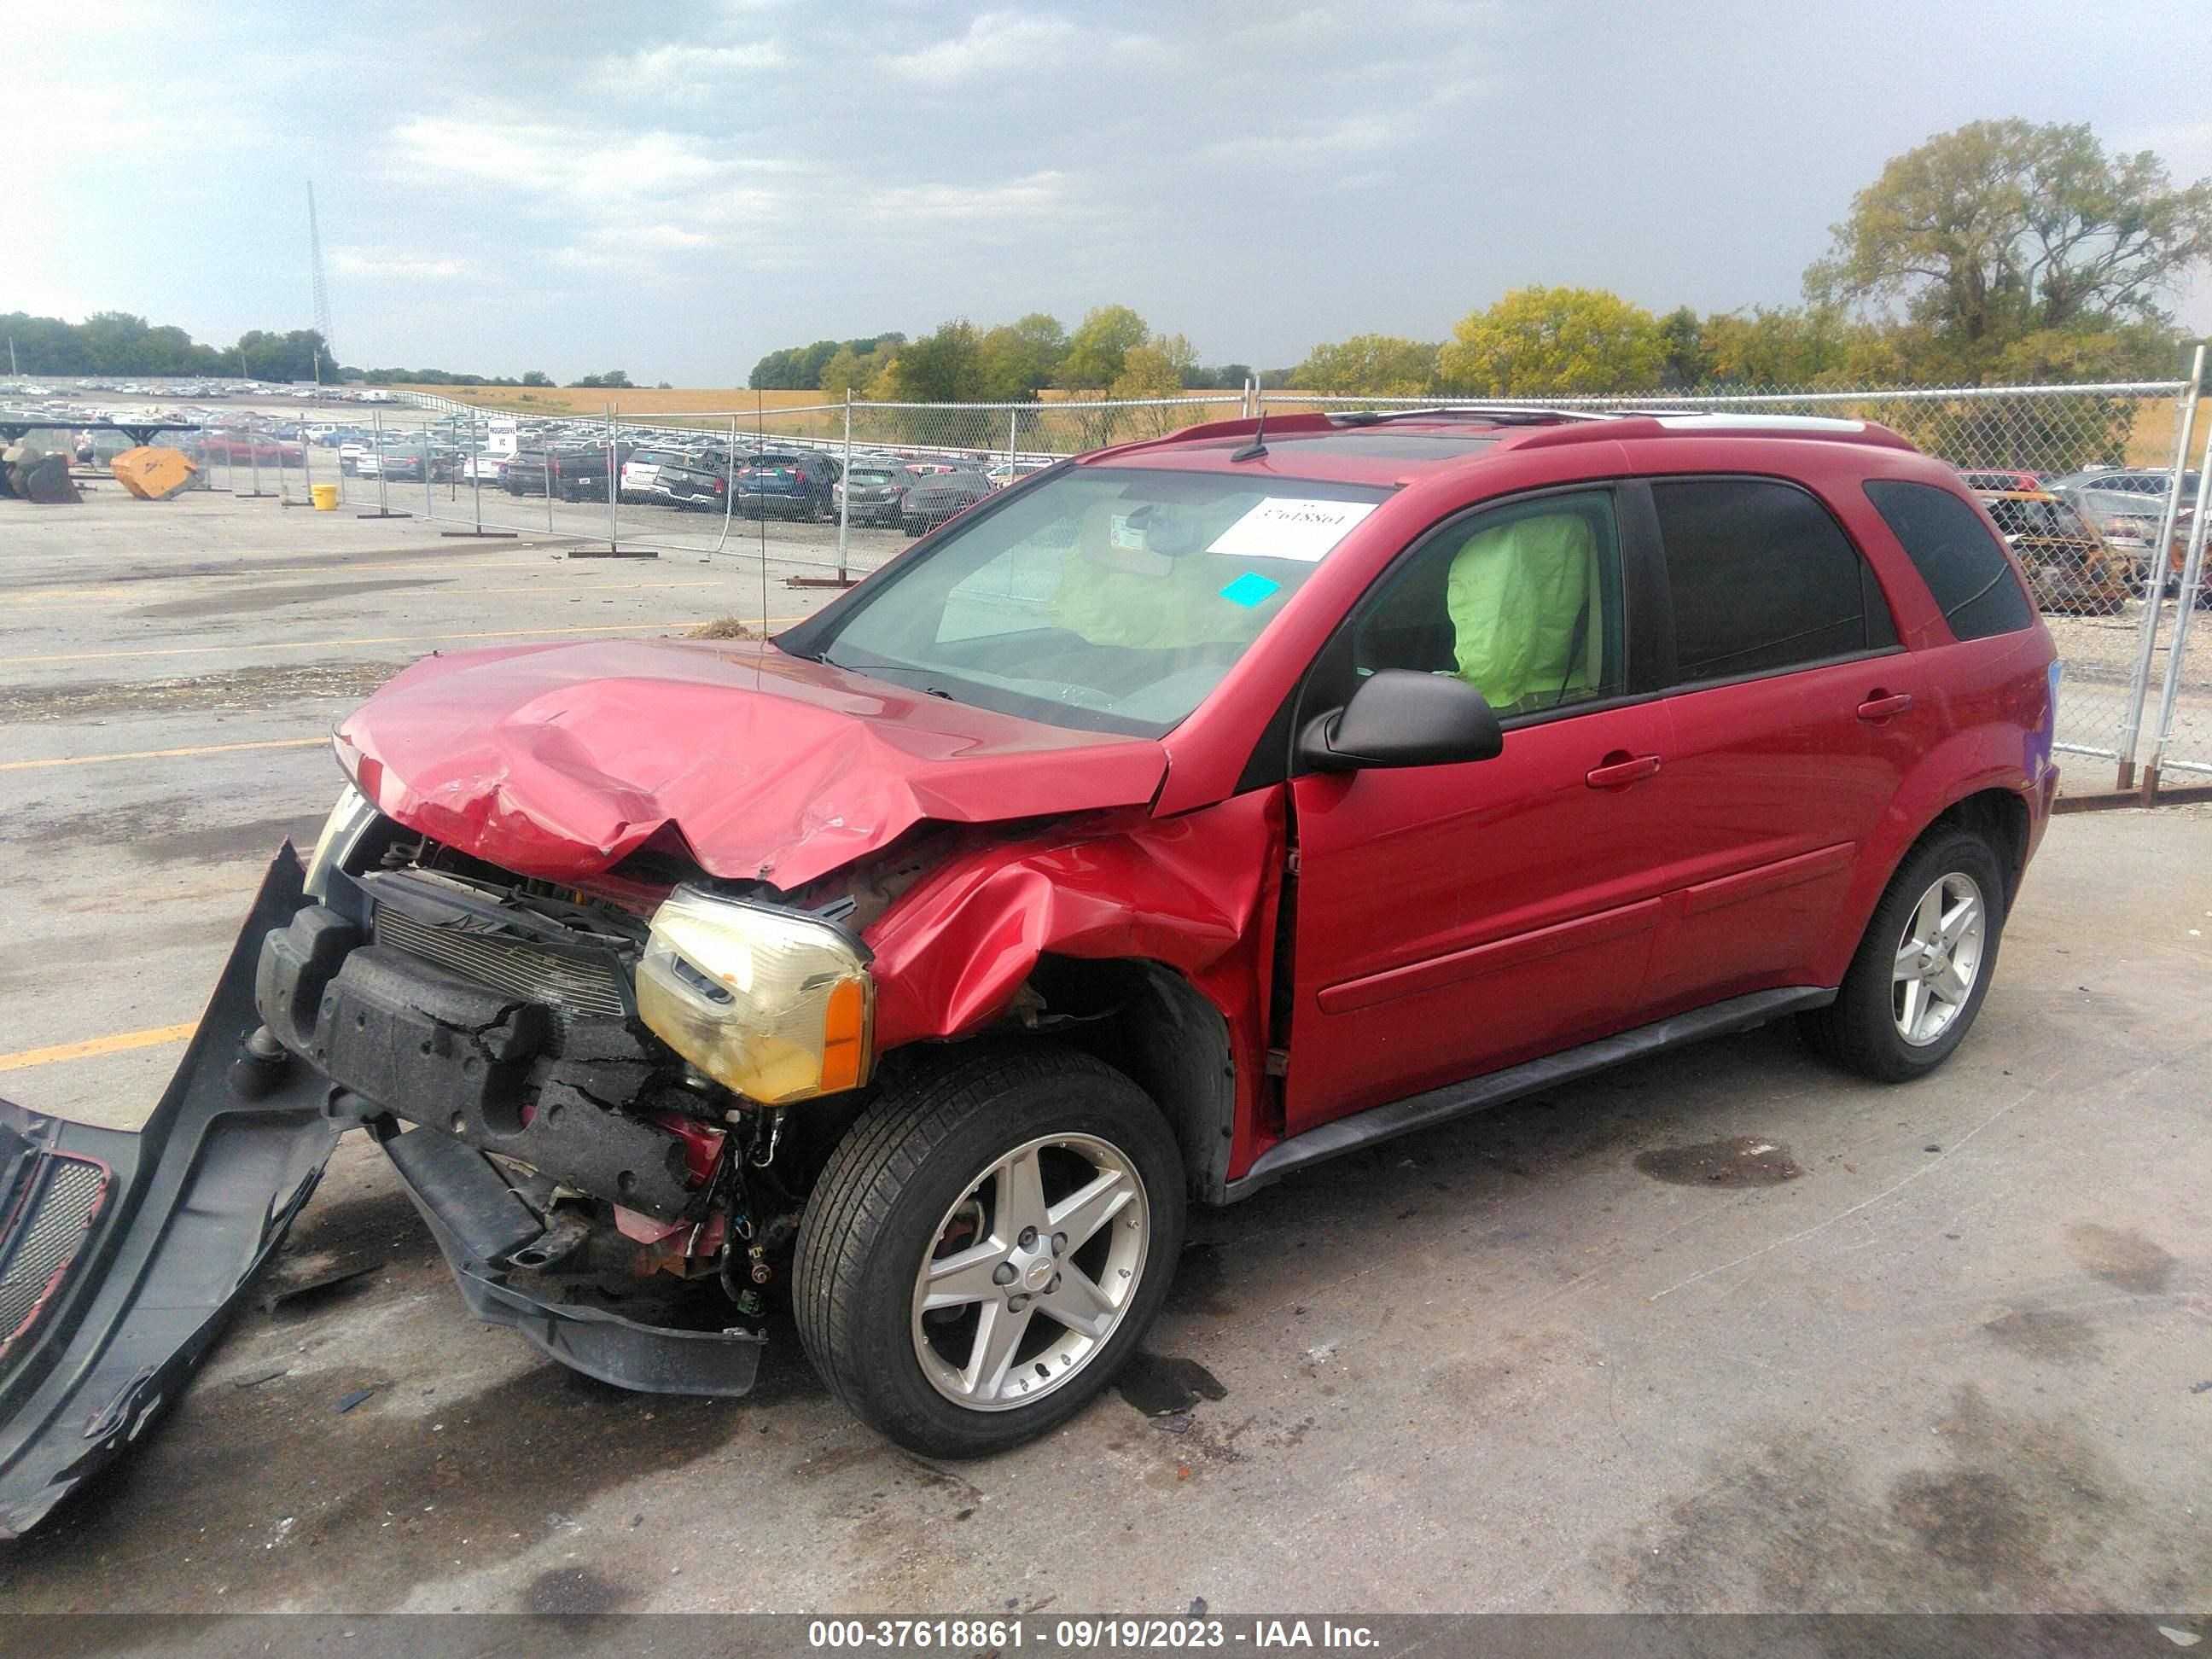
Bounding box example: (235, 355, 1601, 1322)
(334, 637, 1168, 888)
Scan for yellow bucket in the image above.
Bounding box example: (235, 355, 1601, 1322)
(311, 483, 339, 511)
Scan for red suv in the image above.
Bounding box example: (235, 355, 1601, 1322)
(0, 408, 2059, 1527)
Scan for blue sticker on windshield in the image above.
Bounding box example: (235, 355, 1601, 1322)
(1220, 573, 1280, 608)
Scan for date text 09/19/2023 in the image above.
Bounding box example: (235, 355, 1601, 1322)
(805, 1617, 1382, 1650)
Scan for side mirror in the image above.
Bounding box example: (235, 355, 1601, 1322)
(1297, 669, 1505, 772)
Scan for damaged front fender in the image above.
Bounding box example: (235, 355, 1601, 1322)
(0, 848, 338, 1540)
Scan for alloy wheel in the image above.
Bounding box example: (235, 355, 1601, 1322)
(1892, 872, 1986, 1046)
(910, 1133, 1150, 1411)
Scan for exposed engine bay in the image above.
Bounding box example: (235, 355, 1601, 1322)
(249, 800, 898, 1387)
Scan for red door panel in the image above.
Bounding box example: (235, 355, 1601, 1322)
(1640, 656, 1931, 1009)
(1284, 701, 1676, 1132)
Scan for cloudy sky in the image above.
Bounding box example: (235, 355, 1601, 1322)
(8, 0, 2210, 383)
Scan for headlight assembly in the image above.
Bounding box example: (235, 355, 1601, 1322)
(635, 886, 875, 1106)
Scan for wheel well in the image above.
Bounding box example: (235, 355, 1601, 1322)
(1924, 788, 2029, 909)
(1021, 955, 1237, 1202)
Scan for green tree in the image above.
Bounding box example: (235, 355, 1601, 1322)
(881, 319, 989, 402)
(235, 329, 333, 381)
(976, 312, 1068, 400)
(1696, 305, 1857, 386)
(569, 370, 635, 389)
(1057, 305, 1149, 388)
(521, 370, 552, 387)
(1808, 119, 2212, 371)
(1289, 334, 1438, 393)
(1437, 287, 1666, 396)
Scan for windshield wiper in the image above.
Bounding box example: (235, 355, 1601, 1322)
(815, 650, 956, 699)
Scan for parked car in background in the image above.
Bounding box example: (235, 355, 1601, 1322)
(736, 451, 840, 520)
(362, 442, 429, 484)
(900, 469, 993, 535)
(656, 451, 735, 513)
(835, 460, 918, 527)
(2047, 466, 2196, 501)
(1974, 490, 2132, 614)
(507, 445, 610, 502)
(986, 460, 1051, 489)
(2053, 471, 2197, 589)
(619, 446, 696, 504)
(1956, 468, 2043, 492)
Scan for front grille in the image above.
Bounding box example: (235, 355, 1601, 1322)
(375, 907, 628, 1019)
(0, 1154, 108, 1359)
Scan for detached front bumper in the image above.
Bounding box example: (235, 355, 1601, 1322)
(0, 847, 763, 1541)
(0, 850, 337, 1540)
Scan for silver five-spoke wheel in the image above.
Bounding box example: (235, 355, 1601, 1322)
(911, 1133, 1150, 1411)
(1892, 871, 1985, 1046)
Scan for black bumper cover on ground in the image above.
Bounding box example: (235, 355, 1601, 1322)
(0, 849, 337, 1540)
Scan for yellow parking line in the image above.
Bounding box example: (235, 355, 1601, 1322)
(0, 1023, 197, 1074)
(0, 619, 783, 666)
(0, 737, 329, 773)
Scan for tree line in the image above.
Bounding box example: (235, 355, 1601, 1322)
(748, 120, 2212, 401)
(1, 312, 341, 383)
(748, 313, 1254, 401)
(0, 311, 657, 393)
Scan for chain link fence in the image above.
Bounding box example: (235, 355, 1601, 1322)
(359, 376, 2212, 799)
(1257, 380, 2206, 795)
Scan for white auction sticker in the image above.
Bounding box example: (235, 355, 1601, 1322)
(1206, 498, 1378, 562)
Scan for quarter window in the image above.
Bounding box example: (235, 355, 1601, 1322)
(1653, 479, 1889, 684)
(1862, 479, 2034, 641)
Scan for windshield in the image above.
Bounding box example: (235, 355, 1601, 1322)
(793, 466, 1389, 736)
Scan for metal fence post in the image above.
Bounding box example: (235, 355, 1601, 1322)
(2115, 343, 2203, 789)
(836, 390, 853, 582)
(544, 424, 555, 533)
(472, 407, 482, 533)
(238, 420, 271, 499)
(2140, 427, 2212, 801)
(606, 403, 619, 553)
(358, 403, 409, 519)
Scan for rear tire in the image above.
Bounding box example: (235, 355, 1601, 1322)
(795, 1045, 1185, 1458)
(1798, 827, 2006, 1083)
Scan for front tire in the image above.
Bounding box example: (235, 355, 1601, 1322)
(795, 1045, 1185, 1458)
(1798, 827, 2006, 1083)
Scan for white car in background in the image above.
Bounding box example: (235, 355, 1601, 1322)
(619, 446, 690, 503)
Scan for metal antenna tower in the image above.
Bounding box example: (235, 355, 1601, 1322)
(307, 181, 336, 370)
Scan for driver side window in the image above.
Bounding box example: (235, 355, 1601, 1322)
(1349, 489, 1627, 717)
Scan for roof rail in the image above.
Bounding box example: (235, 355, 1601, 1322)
(1504, 411, 1919, 453)
(1328, 405, 1617, 428)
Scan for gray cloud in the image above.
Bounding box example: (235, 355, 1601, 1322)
(7, 0, 2209, 382)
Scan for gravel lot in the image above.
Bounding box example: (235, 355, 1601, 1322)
(0, 486, 2206, 1616)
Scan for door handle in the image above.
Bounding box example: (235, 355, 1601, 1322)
(1857, 692, 1913, 722)
(1586, 753, 1662, 789)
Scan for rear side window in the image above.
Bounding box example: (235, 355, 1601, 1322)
(1652, 479, 1893, 684)
(1862, 480, 2034, 641)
